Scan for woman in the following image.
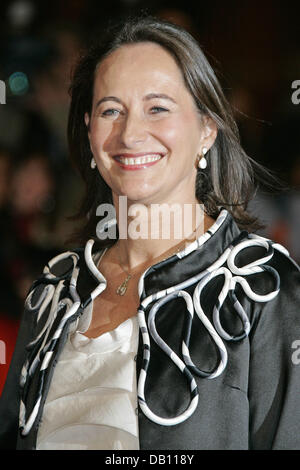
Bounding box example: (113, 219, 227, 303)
(1, 16, 300, 450)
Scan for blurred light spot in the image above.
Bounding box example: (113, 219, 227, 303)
(7, 0, 35, 28)
(8, 72, 29, 96)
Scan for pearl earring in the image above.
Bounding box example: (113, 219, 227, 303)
(91, 157, 96, 169)
(198, 147, 208, 169)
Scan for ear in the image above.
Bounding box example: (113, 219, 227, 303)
(84, 112, 91, 137)
(198, 115, 217, 153)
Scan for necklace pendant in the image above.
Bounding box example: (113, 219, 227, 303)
(116, 275, 131, 296)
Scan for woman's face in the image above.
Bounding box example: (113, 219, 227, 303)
(85, 42, 216, 207)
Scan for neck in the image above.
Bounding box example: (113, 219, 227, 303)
(112, 194, 213, 272)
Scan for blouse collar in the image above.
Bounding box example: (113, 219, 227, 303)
(79, 209, 242, 304)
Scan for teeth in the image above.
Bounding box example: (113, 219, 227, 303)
(117, 154, 162, 165)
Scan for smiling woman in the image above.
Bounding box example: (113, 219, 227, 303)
(84, 41, 217, 212)
(0, 15, 300, 451)
(68, 17, 269, 247)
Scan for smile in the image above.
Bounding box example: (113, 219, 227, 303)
(113, 153, 164, 170)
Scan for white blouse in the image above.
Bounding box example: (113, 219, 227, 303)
(36, 299, 140, 450)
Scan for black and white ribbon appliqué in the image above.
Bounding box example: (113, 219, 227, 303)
(18, 209, 290, 435)
(136, 232, 286, 426)
(18, 242, 105, 436)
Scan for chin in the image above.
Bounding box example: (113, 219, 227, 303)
(114, 184, 160, 205)
(123, 192, 158, 206)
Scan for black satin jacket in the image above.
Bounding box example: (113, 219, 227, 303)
(1, 210, 300, 450)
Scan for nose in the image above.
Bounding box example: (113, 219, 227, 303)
(119, 112, 147, 147)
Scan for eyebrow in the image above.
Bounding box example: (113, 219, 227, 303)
(143, 93, 176, 103)
(95, 93, 176, 109)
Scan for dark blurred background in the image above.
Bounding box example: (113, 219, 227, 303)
(0, 0, 299, 391)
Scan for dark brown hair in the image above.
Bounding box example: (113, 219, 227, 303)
(67, 14, 277, 246)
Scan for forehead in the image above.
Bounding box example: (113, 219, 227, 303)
(93, 42, 188, 97)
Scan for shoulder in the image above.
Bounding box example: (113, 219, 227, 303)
(26, 247, 86, 300)
(225, 231, 300, 331)
(39, 246, 84, 277)
(228, 231, 300, 288)
(24, 241, 105, 327)
(18, 247, 87, 347)
(236, 234, 300, 341)
(248, 234, 300, 299)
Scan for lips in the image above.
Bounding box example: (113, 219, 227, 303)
(113, 152, 165, 170)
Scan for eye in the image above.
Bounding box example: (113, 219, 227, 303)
(149, 106, 169, 114)
(101, 108, 121, 117)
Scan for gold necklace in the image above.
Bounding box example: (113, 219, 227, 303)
(116, 229, 198, 296)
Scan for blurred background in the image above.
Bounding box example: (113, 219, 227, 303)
(0, 0, 299, 392)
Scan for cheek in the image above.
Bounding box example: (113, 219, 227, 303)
(156, 116, 199, 158)
(154, 117, 185, 150)
(89, 123, 112, 157)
